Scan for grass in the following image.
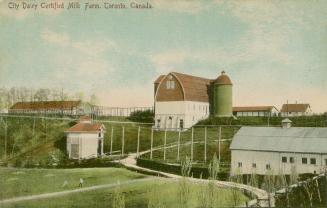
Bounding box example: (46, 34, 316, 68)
(0, 167, 147, 200)
(0, 115, 238, 167)
(1, 177, 249, 208)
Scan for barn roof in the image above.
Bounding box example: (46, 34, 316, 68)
(230, 126, 327, 154)
(233, 106, 278, 112)
(171, 72, 212, 102)
(10, 101, 81, 110)
(66, 122, 104, 133)
(280, 104, 310, 113)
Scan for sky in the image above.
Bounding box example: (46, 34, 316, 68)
(0, 0, 326, 112)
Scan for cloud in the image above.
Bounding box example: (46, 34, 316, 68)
(72, 39, 116, 56)
(41, 29, 70, 47)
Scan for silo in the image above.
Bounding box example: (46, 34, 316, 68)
(213, 71, 233, 117)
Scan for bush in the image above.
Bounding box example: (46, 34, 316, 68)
(128, 110, 154, 123)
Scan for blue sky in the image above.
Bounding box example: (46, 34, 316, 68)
(0, 0, 326, 112)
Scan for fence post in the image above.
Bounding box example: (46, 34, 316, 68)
(191, 127, 194, 161)
(121, 126, 125, 157)
(137, 126, 140, 158)
(218, 126, 221, 162)
(164, 129, 167, 161)
(177, 130, 181, 161)
(110, 126, 114, 155)
(204, 127, 207, 163)
(150, 128, 153, 160)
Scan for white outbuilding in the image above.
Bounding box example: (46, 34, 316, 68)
(65, 116, 105, 159)
(230, 119, 327, 175)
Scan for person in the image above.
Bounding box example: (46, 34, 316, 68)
(62, 180, 68, 188)
(79, 178, 84, 188)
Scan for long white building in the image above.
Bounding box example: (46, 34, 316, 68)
(230, 119, 327, 175)
(153, 72, 211, 130)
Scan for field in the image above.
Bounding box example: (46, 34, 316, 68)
(0, 167, 146, 200)
(0, 168, 248, 208)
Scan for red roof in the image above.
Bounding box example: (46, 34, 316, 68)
(10, 101, 81, 110)
(66, 123, 104, 133)
(280, 104, 310, 113)
(233, 106, 277, 112)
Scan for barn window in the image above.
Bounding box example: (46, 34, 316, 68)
(290, 157, 295, 163)
(266, 164, 271, 170)
(157, 119, 161, 128)
(238, 162, 242, 168)
(282, 157, 287, 163)
(252, 163, 256, 168)
(166, 80, 175, 89)
(310, 158, 316, 165)
(302, 158, 307, 164)
(325, 159, 327, 166)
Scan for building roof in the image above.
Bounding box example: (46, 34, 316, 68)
(233, 106, 277, 112)
(10, 101, 81, 110)
(154, 72, 212, 102)
(213, 71, 233, 85)
(280, 104, 310, 113)
(66, 122, 104, 133)
(171, 72, 212, 102)
(230, 126, 327, 154)
(154, 75, 165, 84)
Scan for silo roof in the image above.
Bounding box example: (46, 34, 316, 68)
(230, 126, 327, 154)
(214, 71, 233, 85)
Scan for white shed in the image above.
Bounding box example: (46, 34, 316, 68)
(230, 119, 327, 175)
(65, 117, 105, 159)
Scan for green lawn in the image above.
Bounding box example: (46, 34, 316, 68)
(2, 178, 249, 208)
(0, 167, 146, 200)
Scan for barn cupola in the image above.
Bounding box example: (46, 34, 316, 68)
(281, 118, 292, 129)
(79, 115, 92, 124)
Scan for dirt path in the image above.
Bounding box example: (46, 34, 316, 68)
(0, 178, 153, 205)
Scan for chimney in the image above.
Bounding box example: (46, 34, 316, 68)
(281, 118, 292, 129)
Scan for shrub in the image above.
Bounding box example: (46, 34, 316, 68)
(128, 110, 154, 123)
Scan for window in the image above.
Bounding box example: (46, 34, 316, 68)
(157, 119, 161, 128)
(310, 158, 316, 165)
(302, 158, 307, 164)
(179, 119, 184, 129)
(252, 163, 256, 168)
(282, 157, 287, 163)
(238, 162, 242, 168)
(98, 132, 101, 137)
(166, 80, 175, 89)
(290, 157, 295, 163)
(325, 159, 327, 166)
(168, 116, 172, 120)
(266, 164, 271, 170)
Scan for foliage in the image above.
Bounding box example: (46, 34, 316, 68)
(197, 115, 327, 127)
(127, 110, 154, 123)
(147, 185, 166, 208)
(136, 158, 229, 180)
(112, 182, 125, 208)
(179, 156, 192, 208)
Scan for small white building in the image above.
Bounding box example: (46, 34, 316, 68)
(233, 106, 279, 117)
(280, 103, 312, 117)
(230, 119, 327, 175)
(154, 72, 210, 130)
(65, 116, 105, 159)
